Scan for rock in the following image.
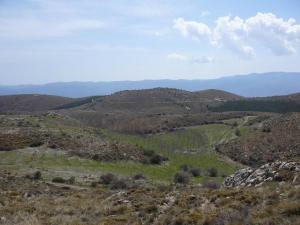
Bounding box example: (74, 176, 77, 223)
(224, 160, 300, 188)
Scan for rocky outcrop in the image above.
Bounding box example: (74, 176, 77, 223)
(224, 161, 300, 187)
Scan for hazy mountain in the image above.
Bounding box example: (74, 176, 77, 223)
(0, 72, 299, 97)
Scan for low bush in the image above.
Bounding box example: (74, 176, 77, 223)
(67, 176, 75, 184)
(90, 181, 98, 187)
(143, 149, 155, 157)
(133, 173, 146, 180)
(48, 143, 58, 149)
(29, 140, 44, 147)
(190, 168, 201, 177)
(180, 164, 190, 172)
(150, 154, 164, 164)
(33, 171, 42, 180)
(207, 168, 218, 177)
(100, 173, 116, 185)
(235, 129, 241, 136)
(232, 121, 238, 127)
(174, 171, 190, 184)
(52, 177, 66, 183)
(262, 127, 271, 133)
(202, 181, 220, 189)
(110, 178, 129, 190)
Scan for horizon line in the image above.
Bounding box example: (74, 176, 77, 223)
(1, 71, 299, 86)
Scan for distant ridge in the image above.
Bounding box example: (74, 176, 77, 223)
(0, 72, 300, 97)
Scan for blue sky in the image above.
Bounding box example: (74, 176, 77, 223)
(0, 0, 300, 85)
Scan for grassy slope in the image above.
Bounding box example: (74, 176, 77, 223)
(0, 149, 237, 184)
(97, 123, 250, 183)
(0, 115, 253, 184)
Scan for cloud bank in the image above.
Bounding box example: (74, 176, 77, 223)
(173, 13, 300, 58)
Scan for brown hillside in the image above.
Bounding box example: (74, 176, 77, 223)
(216, 113, 300, 166)
(74, 88, 243, 114)
(0, 94, 74, 112)
(62, 88, 246, 134)
(195, 89, 242, 101)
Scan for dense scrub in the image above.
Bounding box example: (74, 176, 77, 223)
(211, 99, 300, 113)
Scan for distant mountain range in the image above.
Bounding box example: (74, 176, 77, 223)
(0, 72, 300, 97)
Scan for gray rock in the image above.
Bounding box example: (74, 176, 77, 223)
(224, 160, 300, 188)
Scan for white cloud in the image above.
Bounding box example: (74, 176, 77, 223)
(173, 18, 211, 40)
(173, 13, 300, 57)
(167, 53, 187, 61)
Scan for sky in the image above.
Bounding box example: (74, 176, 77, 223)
(0, 0, 300, 85)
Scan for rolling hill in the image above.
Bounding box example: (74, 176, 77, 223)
(70, 88, 242, 114)
(0, 94, 74, 112)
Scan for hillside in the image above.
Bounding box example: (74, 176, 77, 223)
(216, 113, 300, 166)
(61, 88, 246, 134)
(211, 92, 300, 113)
(77, 88, 242, 114)
(0, 94, 74, 112)
(0, 90, 299, 225)
(195, 89, 242, 101)
(1, 72, 300, 97)
(0, 112, 299, 225)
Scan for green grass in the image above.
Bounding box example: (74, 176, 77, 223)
(238, 126, 254, 136)
(101, 124, 236, 154)
(0, 149, 237, 184)
(0, 118, 249, 184)
(95, 123, 242, 183)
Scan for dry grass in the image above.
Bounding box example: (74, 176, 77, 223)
(0, 171, 299, 225)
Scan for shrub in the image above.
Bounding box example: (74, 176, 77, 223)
(143, 149, 155, 157)
(33, 171, 42, 180)
(190, 168, 201, 177)
(235, 129, 241, 136)
(30, 140, 44, 147)
(48, 143, 58, 149)
(67, 176, 75, 184)
(202, 181, 220, 189)
(180, 164, 190, 172)
(52, 177, 66, 183)
(90, 181, 98, 187)
(207, 168, 218, 177)
(174, 171, 190, 184)
(133, 173, 146, 180)
(150, 154, 164, 164)
(110, 178, 129, 189)
(262, 127, 271, 133)
(100, 173, 116, 185)
(232, 121, 238, 127)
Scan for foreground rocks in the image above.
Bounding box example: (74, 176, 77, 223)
(224, 161, 300, 187)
